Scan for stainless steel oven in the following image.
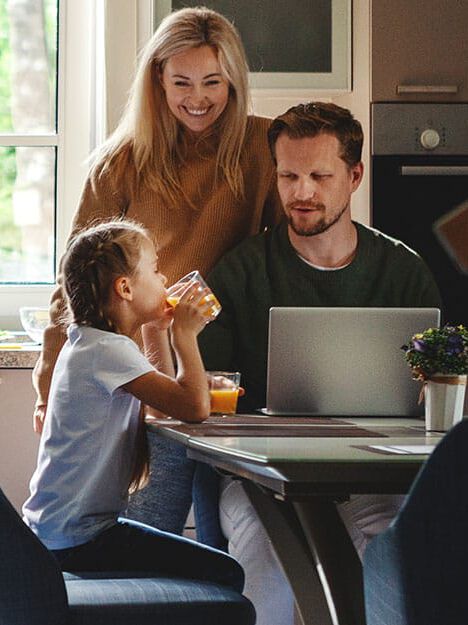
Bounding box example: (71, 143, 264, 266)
(372, 103, 468, 325)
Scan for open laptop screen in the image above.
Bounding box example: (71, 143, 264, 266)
(266, 307, 440, 416)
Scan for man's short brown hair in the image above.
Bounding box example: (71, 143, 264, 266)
(268, 102, 363, 168)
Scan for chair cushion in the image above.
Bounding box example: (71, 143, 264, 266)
(65, 574, 255, 625)
(0, 488, 69, 625)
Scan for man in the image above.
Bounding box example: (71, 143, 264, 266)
(197, 102, 441, 625)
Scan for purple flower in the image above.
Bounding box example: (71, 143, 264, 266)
(446, 335, 464, 356)
(412, 339, 427, 353)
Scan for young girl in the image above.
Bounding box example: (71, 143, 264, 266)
(22, 220, 243, 590)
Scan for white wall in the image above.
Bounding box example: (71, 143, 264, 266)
(0, 370, 39, 511)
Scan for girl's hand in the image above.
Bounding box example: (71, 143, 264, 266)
(171, 281, 212, 336)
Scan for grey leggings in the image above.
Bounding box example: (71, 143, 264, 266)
(126, 431, 195, 534)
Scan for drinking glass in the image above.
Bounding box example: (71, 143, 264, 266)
(207, 371, 241, 415)
(167, 270, 221, 318)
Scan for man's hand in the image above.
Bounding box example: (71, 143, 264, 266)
(33, 404, 47, 435)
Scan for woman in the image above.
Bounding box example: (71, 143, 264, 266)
(32, 7, 282, 534)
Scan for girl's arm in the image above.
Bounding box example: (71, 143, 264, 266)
(140, 323, 175, 418)
(123, 286, 211, 423)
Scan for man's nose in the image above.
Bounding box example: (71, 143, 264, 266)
(293, 177, 317, 201)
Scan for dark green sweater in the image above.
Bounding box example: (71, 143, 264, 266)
(199, 221, 442, 411)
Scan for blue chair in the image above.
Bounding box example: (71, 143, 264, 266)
(0, 487, 255, 625)
(364, 419, 468, 625)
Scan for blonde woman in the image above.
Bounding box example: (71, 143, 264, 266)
(33, 7, 281, 533)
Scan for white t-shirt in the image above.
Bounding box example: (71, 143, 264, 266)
(23, 324, 154, 550)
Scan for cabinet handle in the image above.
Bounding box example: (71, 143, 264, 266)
(396, 85, 459, 94)
(401, 166, 468, 176)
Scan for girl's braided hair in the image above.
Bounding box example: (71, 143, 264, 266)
(62, 220, 150, 333)
(62, 219, 152, 493)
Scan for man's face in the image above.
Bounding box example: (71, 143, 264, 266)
(275, 133, 363, 237)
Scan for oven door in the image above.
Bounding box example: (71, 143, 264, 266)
(372, 155, 468, 326)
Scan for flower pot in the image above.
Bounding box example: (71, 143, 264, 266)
(424, 374, 467, 432)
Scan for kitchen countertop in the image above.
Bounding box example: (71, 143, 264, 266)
(0, 333, 41, 369)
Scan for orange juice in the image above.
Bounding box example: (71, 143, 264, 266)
(203, 293, 222, 317)
(166, 296, 180, 308)
(166, 293, 221, 318)
(209, 389, 239, 414)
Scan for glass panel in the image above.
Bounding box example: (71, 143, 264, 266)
(0, 146, 55, 283)
(0, 0, 58, 133)
(154, 0, 351, 89)
(172, 0, 332, 72)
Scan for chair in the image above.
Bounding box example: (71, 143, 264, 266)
(0, 487, 255, 625)
(363, 419, 468, 625)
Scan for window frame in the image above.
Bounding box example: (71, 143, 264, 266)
(0, 0, 94, 328)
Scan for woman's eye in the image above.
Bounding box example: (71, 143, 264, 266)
(205, 80, 221, 86)
(174, 81, 189, 87)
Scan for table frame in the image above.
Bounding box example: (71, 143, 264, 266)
(149, 417, 441, 625)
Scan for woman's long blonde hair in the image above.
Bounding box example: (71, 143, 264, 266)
(92, 7, 250, 205)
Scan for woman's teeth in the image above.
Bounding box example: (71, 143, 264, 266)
(185, 107, 209, 116)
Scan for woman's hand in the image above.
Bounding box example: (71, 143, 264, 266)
(33, 404, 47, 435)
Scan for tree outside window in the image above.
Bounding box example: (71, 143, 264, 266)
(0, 0, 57, 284)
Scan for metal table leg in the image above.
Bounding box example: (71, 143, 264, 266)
(293, 499, 365, 625)
(243, 481, 333, 625)
(243, 481, 365, 625)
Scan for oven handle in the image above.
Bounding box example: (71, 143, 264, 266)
(401, 165, 468, 176)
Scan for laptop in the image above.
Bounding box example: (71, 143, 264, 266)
(265, 307, 440, 417)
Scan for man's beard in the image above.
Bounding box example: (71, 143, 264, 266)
(286, 202, 348, 237)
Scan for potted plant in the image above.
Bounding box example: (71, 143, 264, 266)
(402, 325, 468, 431)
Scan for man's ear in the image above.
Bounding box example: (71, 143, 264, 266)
(350, 161, 364, 191)
(113, 276, 133, 301)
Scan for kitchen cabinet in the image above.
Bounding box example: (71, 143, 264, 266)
(0, 368, 39, 511)
(371, 0, 468, 102)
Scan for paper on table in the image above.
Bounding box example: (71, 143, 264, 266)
(370, 444, 436, 455)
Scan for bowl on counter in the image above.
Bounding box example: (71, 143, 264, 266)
(19, 307, 49, 344)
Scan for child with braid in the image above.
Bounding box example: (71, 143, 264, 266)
(22, 220, 243, 590)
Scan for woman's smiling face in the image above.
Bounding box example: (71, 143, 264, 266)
(161, 45, 230, 134)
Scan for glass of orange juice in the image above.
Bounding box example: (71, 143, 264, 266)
(167, 270, 221, 319)
(207, 371, 241, 415)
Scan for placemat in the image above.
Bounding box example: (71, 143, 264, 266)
(150, 415, 388, 437)
(175, 426, 385, 438)
(209, 415, 350, 425)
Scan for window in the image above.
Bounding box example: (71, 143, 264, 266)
(0, 0, 94, 327)
(0, 0, 57, 284)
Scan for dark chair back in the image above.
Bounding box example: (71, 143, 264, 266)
(0, 487, 69, 625)
(364, 419, 468, 625)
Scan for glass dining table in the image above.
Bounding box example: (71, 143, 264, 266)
(147, 414, 444, 625)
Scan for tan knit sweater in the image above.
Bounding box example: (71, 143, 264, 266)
(33, 115, 282, 404)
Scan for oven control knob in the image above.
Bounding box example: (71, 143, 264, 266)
(420, 128, 440, 150)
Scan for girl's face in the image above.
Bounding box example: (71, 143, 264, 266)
(131, 240, 172, 328)
(161, 45, 230, 134)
